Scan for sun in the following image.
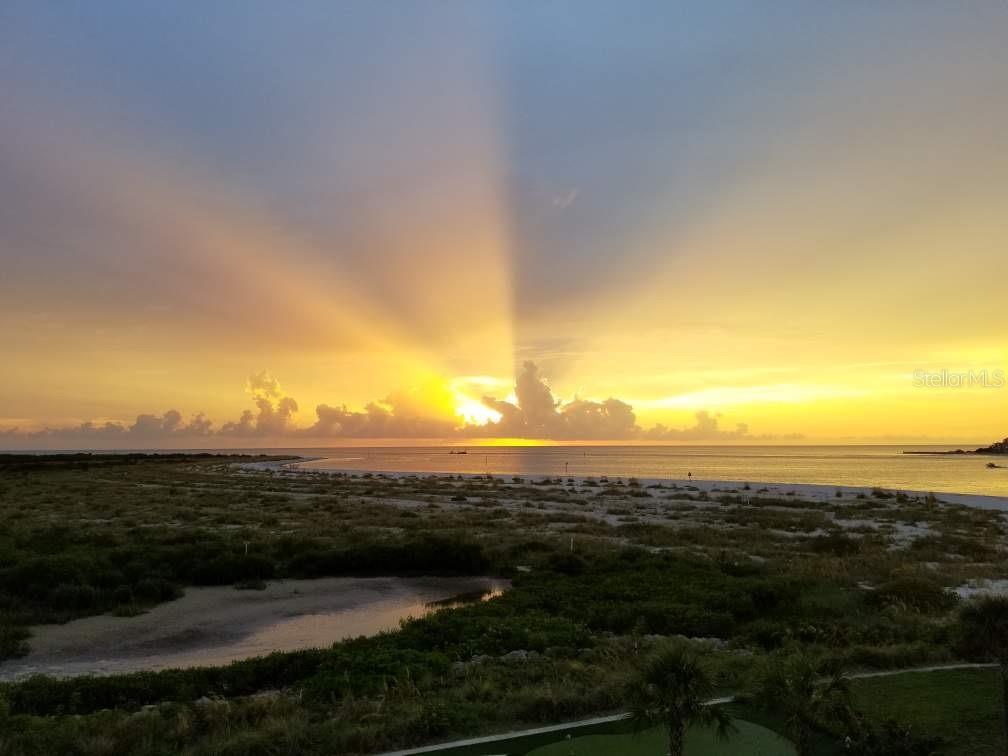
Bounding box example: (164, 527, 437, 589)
(448, 375, 509, 426)
(454, 395, 502, 426)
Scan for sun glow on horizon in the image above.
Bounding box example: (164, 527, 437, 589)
(454, 396, 502, 426)
(449, 375, 510, 426)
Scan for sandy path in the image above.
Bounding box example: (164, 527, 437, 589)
(0, 576, 506, 681)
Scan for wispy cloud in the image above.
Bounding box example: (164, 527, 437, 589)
(551, 188, 579, 210)
(634, 384, 867, 410)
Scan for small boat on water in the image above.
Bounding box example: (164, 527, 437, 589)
(449, 449, 468, 455)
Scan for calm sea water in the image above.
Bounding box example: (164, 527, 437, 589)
(290, 445, 1008, 498)
(14, 444, 1007, 497)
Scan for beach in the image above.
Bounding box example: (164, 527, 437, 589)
(267, 456, 1008, 512)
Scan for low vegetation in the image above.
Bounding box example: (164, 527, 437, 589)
(0, 454, 1006, 754)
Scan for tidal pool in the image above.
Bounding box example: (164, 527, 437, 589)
(0, 576, 507, 681)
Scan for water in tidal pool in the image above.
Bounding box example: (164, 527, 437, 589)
(0, 576, 507, 680)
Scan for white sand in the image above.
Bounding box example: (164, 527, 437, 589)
(954, 579, 1008, 600)
(285, 460, 1008, 512)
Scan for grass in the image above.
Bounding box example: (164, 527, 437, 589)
(414, 718, 794, 756)
(849, 667, 1006, 756)
(526, 721, 794, 756)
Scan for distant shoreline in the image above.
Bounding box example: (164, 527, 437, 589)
(903, 450, 1001, 455)
(904, 437, 1007, 456)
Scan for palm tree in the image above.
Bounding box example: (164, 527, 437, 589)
(624, 643, 733, 756)
(756, 655, 852, 756)
(957, 596, 1008, 755)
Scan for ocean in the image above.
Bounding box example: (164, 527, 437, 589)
(13, 444, 1006, 497)
(289, 445, 1008, 498)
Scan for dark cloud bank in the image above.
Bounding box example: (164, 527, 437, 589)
(2, 363, 785, 447)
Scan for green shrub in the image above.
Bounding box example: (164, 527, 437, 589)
(810, 531, 861, 556)
(868, 577, 958, 613)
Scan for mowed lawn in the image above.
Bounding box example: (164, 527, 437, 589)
(525, 720, 795, 756)
(850, 667, 1006, 756)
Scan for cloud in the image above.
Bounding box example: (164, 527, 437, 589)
(642, 410, 750, 441)
(129, 410, 214, 438)
(247, 371, 284, 400)
(301, 402, 457, 439)
(8, 410, 215, 446)
(469, 362, 638, 440)
(466, 362, 770, 441)
(221, 372, 298, 436)
(32, 421, 128, 441)
(551, 188, 579, 210)
(0, 363, 781, 447)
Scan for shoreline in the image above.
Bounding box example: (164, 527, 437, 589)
(276, 458, 1008, 512)
(903, 451, 1006, 456)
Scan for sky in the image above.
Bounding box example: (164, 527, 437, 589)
(1, 2, 1007, 448)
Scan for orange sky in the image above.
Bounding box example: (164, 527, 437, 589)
(1, 3, 1006, 446)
